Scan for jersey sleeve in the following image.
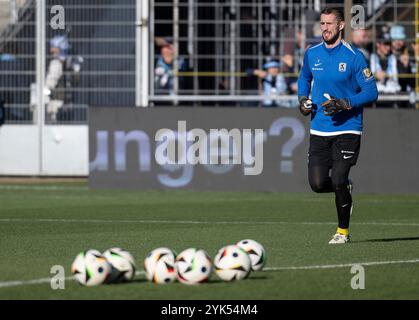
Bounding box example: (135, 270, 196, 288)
(346, 52, 378, 108)
(297, 51, 313, 97)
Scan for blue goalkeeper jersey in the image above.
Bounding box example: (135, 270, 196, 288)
(297, 40, 378, 136)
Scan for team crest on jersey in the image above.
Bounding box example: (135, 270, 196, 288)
(362, 67, 373, 80)
(338, 63, 347, 72)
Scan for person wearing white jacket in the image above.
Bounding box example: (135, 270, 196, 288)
(369, 37, 401, 94)
(45, 35, 69, 121)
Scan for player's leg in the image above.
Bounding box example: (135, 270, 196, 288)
(308, 134, 333, 193)
(308, 165, 333, 193)
(328, 134, 361, 244)
(331, 160, 353, 232)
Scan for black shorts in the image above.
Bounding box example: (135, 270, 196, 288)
(308, 134, 361, 168)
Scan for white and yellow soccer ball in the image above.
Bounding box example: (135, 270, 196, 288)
(71, 249, 111, 286)
(103, 247, 136, 283)
(214, 245, 251, 281)
(236, 239, 267, 271)
(175, 248, 213, 285)
(144, 247, 177, 284)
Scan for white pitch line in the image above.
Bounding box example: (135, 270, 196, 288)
(264, 259, 419, 271)
(0, 276, 74, 289)
(1, 259, 419, 289)
(0, 218, 332, 226)
(0, 271, 146, 289)
(1, 218, 419, 227)
(0, 185, 88, 191)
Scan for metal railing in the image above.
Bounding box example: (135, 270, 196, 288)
(0, 0, 417, 126)
(150, 0, 418, 108)
(1, 0, 137, 124)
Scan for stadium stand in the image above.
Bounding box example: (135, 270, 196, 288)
(0, 0, 136, 124)
(0, 0, 417, 124)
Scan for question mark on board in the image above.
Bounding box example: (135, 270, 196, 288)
(268, 117, 305, 173)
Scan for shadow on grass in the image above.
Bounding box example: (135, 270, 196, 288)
(105, 278, 148, 286)
(110, 274, 269, 286)
(131, 278, 149, 284)
(352, 236, 419, 243)
(205, 275, 268, 285)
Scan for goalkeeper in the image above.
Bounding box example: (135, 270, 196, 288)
(297, 7, 378, 244)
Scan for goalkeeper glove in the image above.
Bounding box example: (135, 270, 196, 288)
(298, 96, 312, 116)
(321, 93, 351, 116)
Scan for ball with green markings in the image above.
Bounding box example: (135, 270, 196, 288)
(175, 248, 213, 285)
(71, 249, 111, 286)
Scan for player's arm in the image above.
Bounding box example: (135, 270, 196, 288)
(345, 53, 378, 108)
(322, 53, 378, 115)
(297, 51, 313, 116)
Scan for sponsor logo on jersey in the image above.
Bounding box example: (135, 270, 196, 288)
(312, 58, 323, 70)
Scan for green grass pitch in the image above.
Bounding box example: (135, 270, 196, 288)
(0, 182, 419, 299)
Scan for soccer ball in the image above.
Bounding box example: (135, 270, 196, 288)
(214, 245, 251, 281)
(103, 247, 136, 283)
(236, 239, 267, 271)
(71, 249, 111, 286)
(144, 247, 177, 284)
(175, 248, 213, 285)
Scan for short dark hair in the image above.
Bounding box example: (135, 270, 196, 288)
(321, 7, 344, 23)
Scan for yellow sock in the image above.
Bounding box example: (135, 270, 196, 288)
(337, 227, 349, 236)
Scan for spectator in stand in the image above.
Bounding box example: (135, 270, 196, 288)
(370, 33, 400, 96)
(43, 35, 83, 121)
(309, 22, 323, 47)
(389, 24, 415, 108)
(283, 29, 305, 72)
(281, 54, 297, 95)
(390, 25, 407, 57)
(246, 60, 288, 107)
(154, 37, 188, 98)
(351, 28, 371, 61)
(44, 35, 70, 121)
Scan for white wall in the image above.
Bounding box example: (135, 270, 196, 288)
(0, 125, 88, 176)
(0, 125, 40, 175)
